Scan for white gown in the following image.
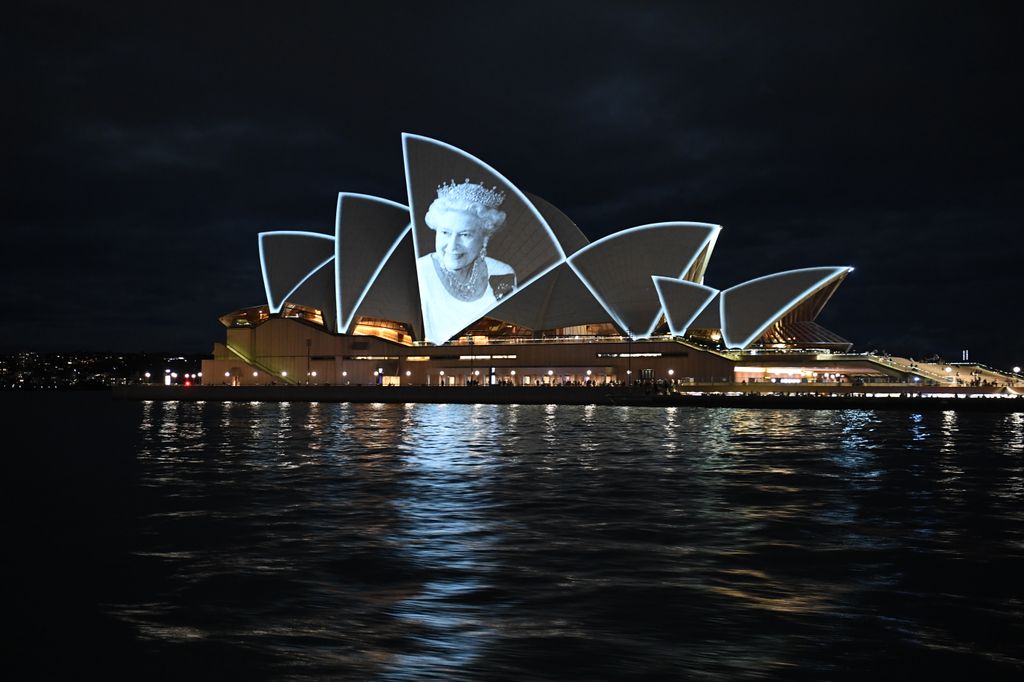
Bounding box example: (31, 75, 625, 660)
(416, 254, 515, 344)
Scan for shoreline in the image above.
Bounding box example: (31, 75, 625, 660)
(112, 385, 1024, 413)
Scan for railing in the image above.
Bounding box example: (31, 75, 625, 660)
(225, 344, 300, 385)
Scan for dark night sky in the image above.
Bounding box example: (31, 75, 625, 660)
(4, 1, 1022, 367)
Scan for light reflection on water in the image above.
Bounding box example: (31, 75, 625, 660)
(99, 402, 1024, 679)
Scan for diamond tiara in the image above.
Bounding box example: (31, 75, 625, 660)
(436, 179, 506, 209)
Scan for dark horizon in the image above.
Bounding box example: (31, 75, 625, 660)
(5, 2, 1022, 368)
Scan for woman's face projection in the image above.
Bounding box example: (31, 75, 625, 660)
(435, 211, 486, 272)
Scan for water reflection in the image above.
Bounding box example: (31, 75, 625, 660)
(97, 401, 1024, 679)
(383, 404, 504, 674)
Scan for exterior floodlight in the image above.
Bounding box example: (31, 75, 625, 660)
(253, 371, 258, 377)
(224, 372, 230, 377)
(1014, 366, 1021, 374)
(510, 370, 516, 376)
(944, 367, 952, 373)
(144, 372, 151, 379)
(405, 370, 411, 376)
(281, 371, 287, 377)
(474, 370, 480, 376)
(668, 369, 675, 376)
(312, 371, 318, 377)
(586, 369, 592, 376)
(439, 371, 445, 375)
(373, 370, 379, 376)
(547, 370, 554, 376)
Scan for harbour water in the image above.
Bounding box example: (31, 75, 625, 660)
(8, 393, 1024, 680)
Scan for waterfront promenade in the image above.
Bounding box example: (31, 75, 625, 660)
(114, 383, 1024, 412)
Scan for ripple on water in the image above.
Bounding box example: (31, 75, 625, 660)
(7, 394, 1023, 680)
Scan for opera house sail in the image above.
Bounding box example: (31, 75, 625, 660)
(203, 134, 872, 388)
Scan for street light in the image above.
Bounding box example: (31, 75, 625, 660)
(1014, 366, 1022, 374)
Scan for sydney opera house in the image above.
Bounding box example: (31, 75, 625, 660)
(201, 134, 930, 389)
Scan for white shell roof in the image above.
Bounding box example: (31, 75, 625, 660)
(568, 223, 721, 337)
(258, 230, 334, 313)
(720, 266, 852, 349)
(652, 276, 719, 336)
(334, 193, 411, 333)
(255, 136, 853, 346)
(351, 227, 423, 339)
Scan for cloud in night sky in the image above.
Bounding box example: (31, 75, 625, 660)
(3, 1, 1022, 367)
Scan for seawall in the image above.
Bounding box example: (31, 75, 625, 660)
(112, 385, 1024, 412)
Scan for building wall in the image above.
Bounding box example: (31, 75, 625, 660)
(202, 318, 736, 387)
